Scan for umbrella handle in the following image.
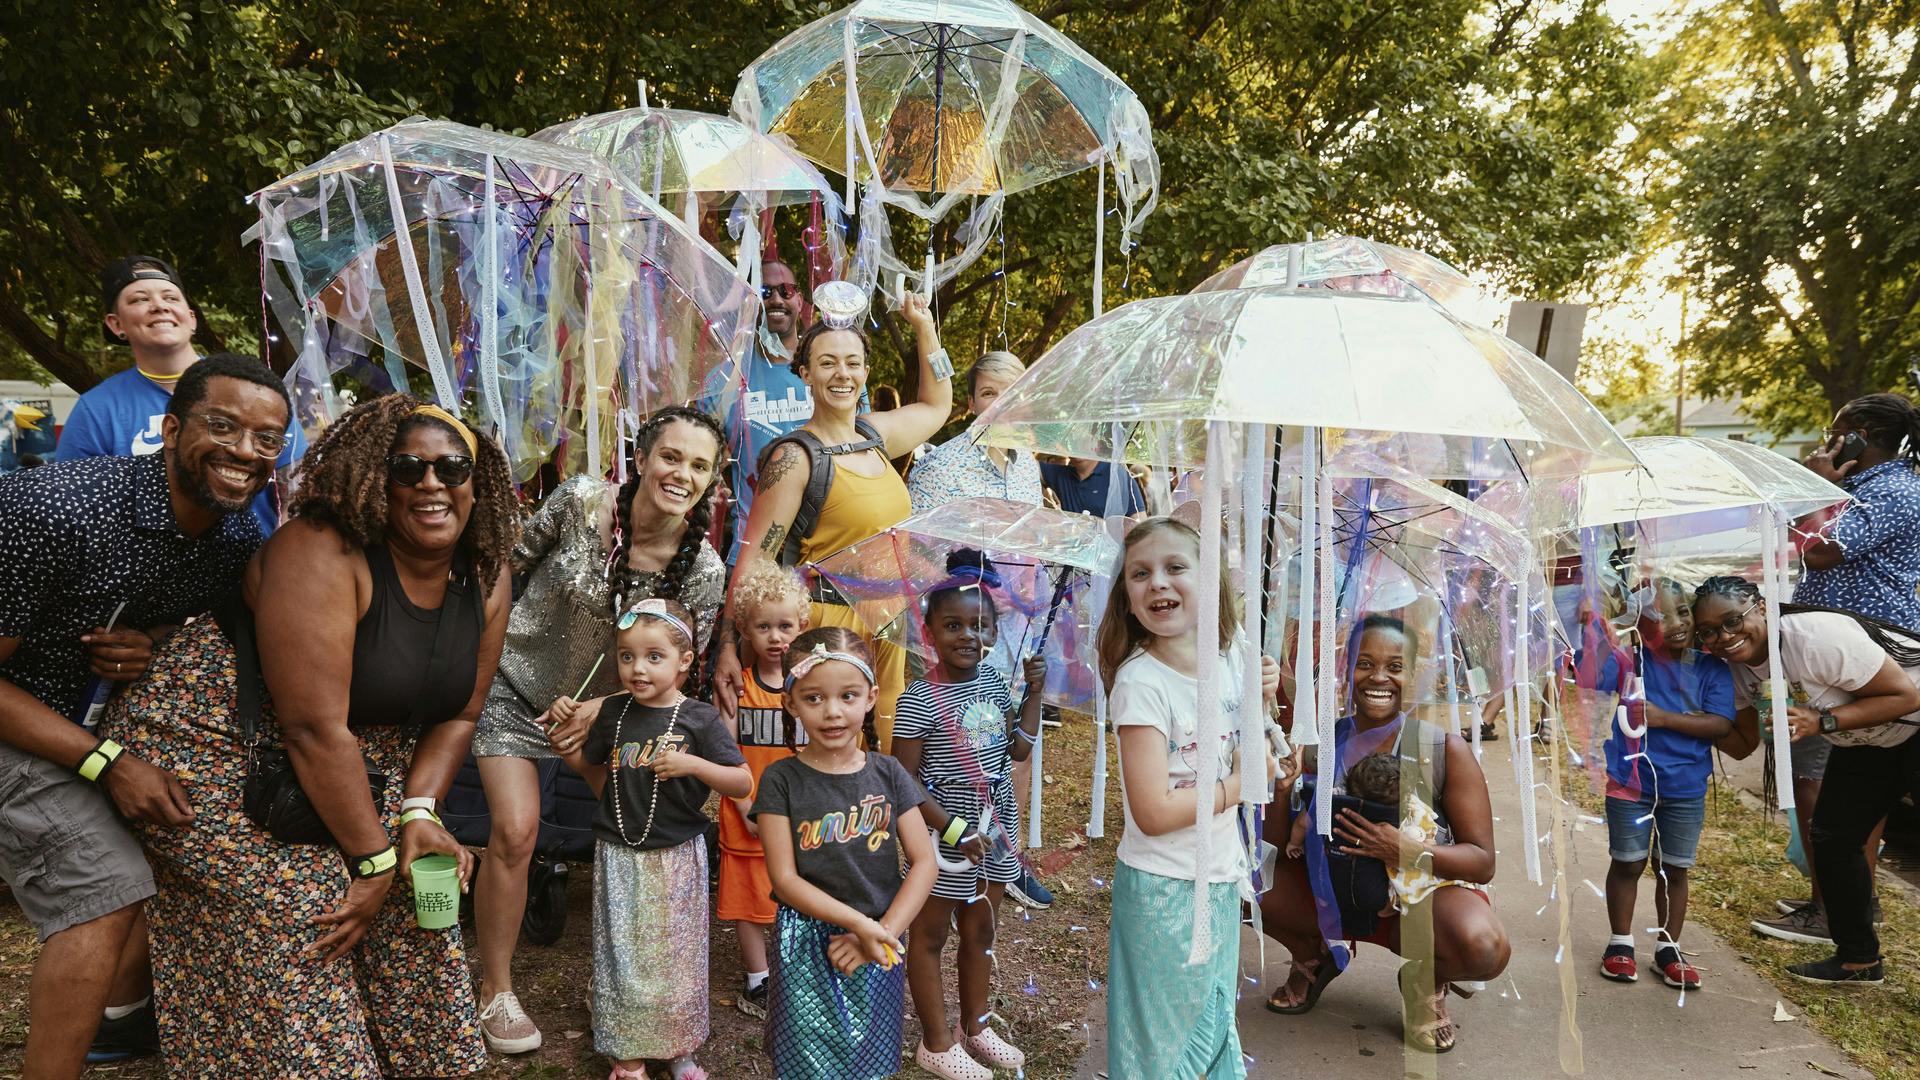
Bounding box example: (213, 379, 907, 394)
(927, 804, 993, 874)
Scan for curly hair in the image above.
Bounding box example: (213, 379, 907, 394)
(1343, 751, 1401, 806)
(1693, 575, 1920, 666)
(788, 321, 870, 378)
(732, 561, 810, 632)
(610, 406, 728, 614)
(779, 625, 878, 750)
(288, 393, 517, 595)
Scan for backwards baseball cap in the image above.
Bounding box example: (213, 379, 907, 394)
(100, 255, 185, 345)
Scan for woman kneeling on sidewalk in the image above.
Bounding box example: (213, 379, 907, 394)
(1693, 576, 1920, 986)
(1259, 615, 1510, 1054)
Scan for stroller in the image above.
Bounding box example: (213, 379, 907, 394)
(442, 757, 597, 945)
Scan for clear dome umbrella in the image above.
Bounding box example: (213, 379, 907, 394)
(1192, 234, 1490, 325)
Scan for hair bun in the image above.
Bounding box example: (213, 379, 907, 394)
(944, 547, 1002, 588)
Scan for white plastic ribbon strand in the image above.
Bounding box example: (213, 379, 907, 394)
(1315, 458, 1337, 837)
(1241, 424, 1271, 804)
(1763, 507, 1795, 809)
(1090, 666, 1109, 841)
(1028, 665, 1045, 850)
(377, 132, 457, 409)
(1516, 563, 1543, 884)
(1091, 154, 1106, 316)
(479, 154, 506, 456)
(1294, 429, 1319, 764)
(1189, 420, 1226, 965)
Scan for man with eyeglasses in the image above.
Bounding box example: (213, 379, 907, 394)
(0, 354, 289, 1078)
(715, 257, 864, 561)
(56, 256, 305, 536)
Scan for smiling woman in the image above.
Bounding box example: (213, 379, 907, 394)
(468, 404, 729, 1055)
(98, 393, 519, 1077)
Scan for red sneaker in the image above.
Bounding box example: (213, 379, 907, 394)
(1599, 947, 1637, 983)
(1655, 950, 1701, 990)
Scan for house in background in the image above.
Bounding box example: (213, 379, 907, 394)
(1620, 394, 1823, 461)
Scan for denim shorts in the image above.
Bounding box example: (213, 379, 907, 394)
(1604, 791, 1707, 869)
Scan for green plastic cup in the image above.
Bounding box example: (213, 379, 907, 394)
(410, 854, 460, 930)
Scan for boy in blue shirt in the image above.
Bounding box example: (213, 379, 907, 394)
(59, 256, 302, 536)
(1573, 579, 1734, 990)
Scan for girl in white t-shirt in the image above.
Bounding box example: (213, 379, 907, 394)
(1693, 576, 1920, 987)
(1098, 516, 1280, 1080)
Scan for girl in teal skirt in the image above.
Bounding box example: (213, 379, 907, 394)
(1097, 517, 1281, 1079)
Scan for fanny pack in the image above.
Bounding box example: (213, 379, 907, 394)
(214, 597, 385, 846)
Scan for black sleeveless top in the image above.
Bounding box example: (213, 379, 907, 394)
(347, 545, 484, 730)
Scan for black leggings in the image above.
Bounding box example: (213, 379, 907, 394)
(1809, 735, 1920, 963)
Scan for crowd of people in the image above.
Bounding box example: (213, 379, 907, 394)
(2, 251, 1918, 1080)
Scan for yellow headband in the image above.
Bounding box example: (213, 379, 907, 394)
(411, 404, 477, 456)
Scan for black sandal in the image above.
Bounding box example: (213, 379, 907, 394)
(1266, 952, 1341, 1015)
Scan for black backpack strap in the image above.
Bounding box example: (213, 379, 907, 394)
(211, 594, 263, 747)
(757, 418, 886, 566)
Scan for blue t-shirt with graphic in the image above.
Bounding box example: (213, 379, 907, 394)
(56, 365, 305, 535)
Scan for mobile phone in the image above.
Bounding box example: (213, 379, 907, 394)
(1832, 432, 1868, 468)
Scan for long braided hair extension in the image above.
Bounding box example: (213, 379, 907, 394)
(609, 406, 729, 614)
(289, 394, 518, 595)
(1839, 392, 1920, 464)
(1693, 576, 1920, 666)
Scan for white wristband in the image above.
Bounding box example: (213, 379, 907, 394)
(401, 796, 438, 814)
(925, 347, 954, 382)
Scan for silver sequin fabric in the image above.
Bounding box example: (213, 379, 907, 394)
(474, 475, 724, 759)
(591, 834, 709, 1061)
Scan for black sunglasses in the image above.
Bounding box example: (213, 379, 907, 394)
(760, 282, 800, 300)
(388, 453, 474, 487)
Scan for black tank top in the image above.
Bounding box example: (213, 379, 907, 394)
(347, 545, 483, 729)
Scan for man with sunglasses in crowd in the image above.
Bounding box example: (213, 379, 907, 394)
(0, 355, 290, 1078)
(714, 257, 865, 561)
(58, 256, 305, 537)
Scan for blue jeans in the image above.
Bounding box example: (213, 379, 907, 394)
(1605, 791, 1706, 868)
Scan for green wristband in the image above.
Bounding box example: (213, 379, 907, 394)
(76, 738, 124, 783)
(398, 807, 442, 828)
(347, 846, 397, 879)
(942, 817, 968, 846)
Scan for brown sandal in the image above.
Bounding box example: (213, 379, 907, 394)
(1266, 952, 1340, 1015)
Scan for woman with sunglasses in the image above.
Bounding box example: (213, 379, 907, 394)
(1694, 576, 1920, 985)
(99, 394, 519, 1076)
(469, 405, 728, 1055)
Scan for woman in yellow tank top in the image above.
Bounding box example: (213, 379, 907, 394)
(714, 292, 953, 748)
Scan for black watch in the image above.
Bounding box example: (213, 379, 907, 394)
(1818, 711, 1839, 735)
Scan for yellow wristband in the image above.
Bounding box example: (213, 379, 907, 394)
(76, 739, 124, 783)
(941, 817, 968, 846)
(349, 846, 398, 879)
(399, 808, 442, 828)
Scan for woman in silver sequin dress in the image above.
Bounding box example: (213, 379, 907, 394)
(469, 407, 728, 1054)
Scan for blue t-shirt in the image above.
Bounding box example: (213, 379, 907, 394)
(1591, 648, 1734, 800)
(1039, 460, 1145, 516)
(56, 365, 304, 535)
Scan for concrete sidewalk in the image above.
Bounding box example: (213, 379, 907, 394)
(1075, 735, 1868, 1079)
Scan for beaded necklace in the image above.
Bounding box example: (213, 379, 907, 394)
(609, 694, 684, 847)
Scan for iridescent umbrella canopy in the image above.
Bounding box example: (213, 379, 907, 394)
(733, 0, 1157, 294)
(251, 119, 759, 481)
(1193, 234, 1491, 325)
(534, 105, 840, 210)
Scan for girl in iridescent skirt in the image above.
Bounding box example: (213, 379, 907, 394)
(551, 598, 751, 1080)
(754, 628, 939, 1079)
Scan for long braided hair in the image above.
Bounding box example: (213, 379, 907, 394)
(608, 406, 728, 614)
(1839, 392, 1920, 464)
(289, 394, 518, 595)
(1693, 576, 1920, 666)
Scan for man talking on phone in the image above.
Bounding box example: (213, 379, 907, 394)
(1749, 391, 1920, 948)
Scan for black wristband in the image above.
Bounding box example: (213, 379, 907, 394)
(345, 846, 398, 879)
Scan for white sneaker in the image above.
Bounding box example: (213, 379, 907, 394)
(479, 990, 543, 1054)
(916, 1039, 992, 1080)
(965, 1026, 1026, 1069)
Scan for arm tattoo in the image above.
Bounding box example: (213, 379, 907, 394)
(759, 445, 804, 490)
(759, 523, 788, 555)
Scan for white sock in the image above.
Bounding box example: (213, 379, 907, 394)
(746, 970, 769, 991)
(103, 995, 150, 1020)
(1608, 934, 1634, 949)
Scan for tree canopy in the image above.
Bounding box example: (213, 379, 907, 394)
(2, 0, 1649, 400)
(1645, 0, 1920, 435)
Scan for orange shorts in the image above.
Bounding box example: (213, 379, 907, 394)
(716, 848, 777, 924)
